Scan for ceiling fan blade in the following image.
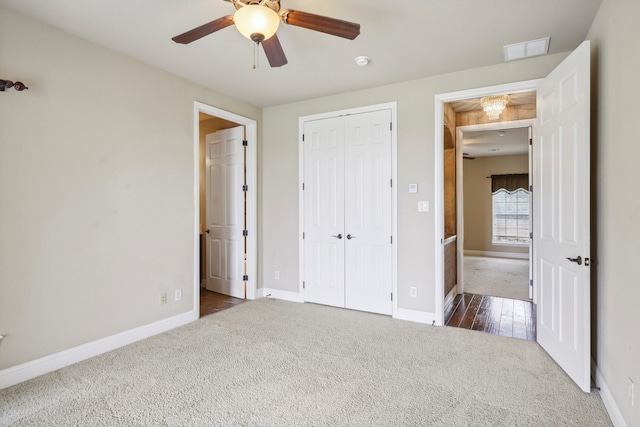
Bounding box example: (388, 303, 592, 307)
(283, 10, 360, 40)
(262, 34, 288, 67)
(172, 16, 234, 44)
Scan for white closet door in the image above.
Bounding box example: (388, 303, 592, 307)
(344, 111, 393, 315)
(303, 117, 346, 308)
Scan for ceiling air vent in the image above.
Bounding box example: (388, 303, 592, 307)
(504, 37, 550, 61)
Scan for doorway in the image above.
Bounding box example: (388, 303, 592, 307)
(441, 95, 536, 340)
(434, 79, 540, 325)
(194, 102, 257, 318)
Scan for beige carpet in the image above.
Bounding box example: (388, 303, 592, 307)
(1, 299, 611, 426)
(464, 255, 531, 301)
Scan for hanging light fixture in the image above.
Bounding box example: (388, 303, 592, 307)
(233, 4, 280, 43)
(480, 95, 510, 120)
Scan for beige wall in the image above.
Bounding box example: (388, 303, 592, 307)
(0, 7, 260, 370)
(587, 1, 640, 425)
(261, 54, 568, 313)
(463, 154, 529, 255)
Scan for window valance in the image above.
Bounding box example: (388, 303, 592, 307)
(491, 173, 529, 193)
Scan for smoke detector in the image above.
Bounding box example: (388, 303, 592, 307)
(355, 56, 370, 66)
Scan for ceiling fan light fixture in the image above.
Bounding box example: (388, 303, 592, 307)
(233, 4, 280, 42)
(480, 95, 509, 120)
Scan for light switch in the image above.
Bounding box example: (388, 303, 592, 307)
(418, 201, 429, 212)
(409, 183, 418, 193)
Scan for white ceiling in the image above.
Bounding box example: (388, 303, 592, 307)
(462, 127, 529, 158)
(0, 0, 602, 107)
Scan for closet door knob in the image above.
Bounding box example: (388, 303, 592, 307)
(346, 234, 356, 240)
(331, 234, 343, 239)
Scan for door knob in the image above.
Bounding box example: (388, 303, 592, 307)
(346, 234, 356, 240)
(205, 229, 210, 234)
(566, 256, 582, 265)
(331, 234, 343, 239)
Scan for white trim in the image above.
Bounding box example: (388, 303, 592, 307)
(463, 250, 529, 260)
(592, 359, 629, 427)
(298, 102, 398, 314)
(260, 288, 305, 303)
(393, 308, 437, 325)
(194, 102, 258, 302)
(434, 80, 541, 326)
(0, 310, 197, 390)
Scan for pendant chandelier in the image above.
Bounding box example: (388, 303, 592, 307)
(480, 95, 509, 120)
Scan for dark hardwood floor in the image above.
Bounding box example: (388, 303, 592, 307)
(445, 293, 536, 341)
(200, 288, 246, 317)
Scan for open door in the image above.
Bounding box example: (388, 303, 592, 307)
(534, 41, 591, 392)
(205, 125, 246, 299)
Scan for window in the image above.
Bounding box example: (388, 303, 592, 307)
(492, 188, 529, 244)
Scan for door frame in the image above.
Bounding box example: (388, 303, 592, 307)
(434, 79, 540, 325)
(298, 102, 398, 313)
(194, 102, 258, 313)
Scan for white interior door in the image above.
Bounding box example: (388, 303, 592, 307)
(535, 41, 591, 392)
(205, 126, 245, 299)
(344, 111, 393, 315)
(303, 110, 393, 315)
(303, 117, 346, 308)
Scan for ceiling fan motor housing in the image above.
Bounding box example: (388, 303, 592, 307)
(233, 0, 281, 13)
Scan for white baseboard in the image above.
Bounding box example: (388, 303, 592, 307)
(464, 250, 528, 260)
(0, 310, 198, 390)
(393, 308, 437, 325)
(592, 358, 628, 427)
(259, 287, 304, 303)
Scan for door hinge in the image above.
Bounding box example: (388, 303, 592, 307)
(390, 122, 393, 131)
(390, 179, 393, 188)
(303, 281, 306, 289)
(390, 292, 393, 301)
(302, 183, 305, 191)
(242, 140, 248, 147)
(529, 185, 533, 192)
(529, 279, 533, 287)
(243, 229, 248, 237)
(242, 185, 248, 192)
(390, 236, 393, 244)
(303, 232, 305, 239)
(243, 275, 249, 281)
(530, 231, 533, 239)
(302, 134, 305, 142)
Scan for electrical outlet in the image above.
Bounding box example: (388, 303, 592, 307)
(274, 271, 280, 280)
(410, 287, 417, 298)
(160, 292, 167, 305)
(630, 378, 635, 407)
(174, 289, 182, 302)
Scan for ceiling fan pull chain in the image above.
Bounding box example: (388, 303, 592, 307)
(253, 41, 259, 69)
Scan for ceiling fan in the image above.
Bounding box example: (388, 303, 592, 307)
(172, 0, 361, 67)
